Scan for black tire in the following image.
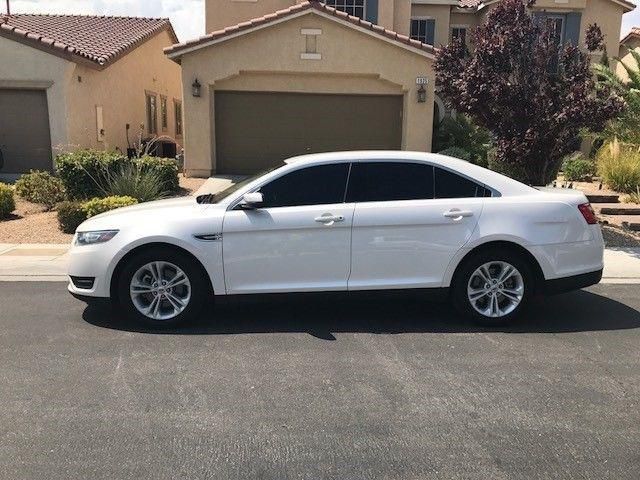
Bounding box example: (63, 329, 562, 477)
(451, 248, 535, 327)
(115, 247, 209, 328)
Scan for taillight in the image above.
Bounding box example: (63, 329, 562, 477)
(578, 203, 598, 225)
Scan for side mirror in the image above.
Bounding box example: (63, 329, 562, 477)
(240, 192, 264, 209)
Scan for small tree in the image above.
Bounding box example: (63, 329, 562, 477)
(434, 0, 623, 185)
(590, 23, 640, 145)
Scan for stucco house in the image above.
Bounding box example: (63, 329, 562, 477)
(166, 0, 635, 177)
(0, 14, 182, 178)
(618, 27, 640, 82)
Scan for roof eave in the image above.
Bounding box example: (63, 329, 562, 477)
(612, 0, 636, 13)
(620, 29, 640, 46)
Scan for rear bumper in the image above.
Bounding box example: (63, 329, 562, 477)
(543, 269, 603, 295)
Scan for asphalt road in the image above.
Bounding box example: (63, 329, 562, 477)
(0, 282, 639, 480)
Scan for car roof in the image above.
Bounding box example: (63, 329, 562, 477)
(284, 151, 537, 196)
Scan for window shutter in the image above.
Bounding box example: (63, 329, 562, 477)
(564, 12, 582, 47)
(426, 19, 435, 45)
(366, 0, 378, 24)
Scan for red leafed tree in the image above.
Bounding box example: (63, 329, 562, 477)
(434, 0, 623, 185)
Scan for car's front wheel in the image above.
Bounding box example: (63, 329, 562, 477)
(116, 247, 208, 327)
(452, 249, 534, 326)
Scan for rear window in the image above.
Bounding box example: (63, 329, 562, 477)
(435, 167, 490, 199)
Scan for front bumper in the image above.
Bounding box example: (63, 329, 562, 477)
(69, 289, 112, 307)
(67, 243, 117, 298)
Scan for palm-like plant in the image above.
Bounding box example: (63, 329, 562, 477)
(593, 49, 640, 144)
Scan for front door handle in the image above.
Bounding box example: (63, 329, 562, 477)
(443, 209, 474, 219)
(315, 214, 345, 225)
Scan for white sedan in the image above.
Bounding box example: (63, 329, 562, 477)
(68, 151, 604, 326)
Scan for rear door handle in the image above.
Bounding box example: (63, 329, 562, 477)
(443, 209, 474, 219)
(315, 214, 345, 224)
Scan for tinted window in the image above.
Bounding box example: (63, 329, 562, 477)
(258, 163, 349, 208)
(346, 162, 434, 202)
(435, 167, 488, 198)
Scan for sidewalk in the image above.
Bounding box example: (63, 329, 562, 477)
(1, 243, 639, 283)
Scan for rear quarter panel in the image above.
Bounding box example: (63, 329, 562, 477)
(441, 195, 603, 286)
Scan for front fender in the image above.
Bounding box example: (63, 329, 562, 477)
(105, 235, 225, 296)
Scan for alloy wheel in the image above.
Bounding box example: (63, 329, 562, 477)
(129, 261, 192, 321)
(467, 261, 524, 318)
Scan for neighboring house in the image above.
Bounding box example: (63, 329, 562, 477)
(166, 0, 634, 177)
(0, 14, 182, 178)
(618, 27, 640, 82)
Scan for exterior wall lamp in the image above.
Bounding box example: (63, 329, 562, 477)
(417, 85, 427, 103)
(192, 78, 202, 97)
(416, 76, 428, 103)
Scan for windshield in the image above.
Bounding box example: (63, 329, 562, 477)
(196, 164, 283, 204)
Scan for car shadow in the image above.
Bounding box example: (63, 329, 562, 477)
(82, 288, 640, 339)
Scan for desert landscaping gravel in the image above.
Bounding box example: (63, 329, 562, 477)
(0, 175, 205, 244)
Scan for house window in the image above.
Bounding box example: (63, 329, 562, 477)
(160, 96, 168, 130)
(174, 100, 183, 136)
(322, 0, 366, 19)
(410, 18, 435, 46)
(451, 26, 467, 44)
(146, 93, 157, 135)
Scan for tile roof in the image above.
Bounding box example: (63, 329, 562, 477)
(165, 1, 438, 59)
(621, 27, 640, 45)
(0, 14, 178, 68)
(458, 0, 483, 8)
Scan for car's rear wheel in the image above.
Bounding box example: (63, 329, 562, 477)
(116, 247, 208, 327)
(452, 249, 534, 326)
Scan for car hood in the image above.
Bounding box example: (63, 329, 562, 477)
(77, 196, 219, 232)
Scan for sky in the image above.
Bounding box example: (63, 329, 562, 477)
(5, 0, 640, 42)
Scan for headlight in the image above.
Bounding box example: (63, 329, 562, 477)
(75, 230, 119, 246)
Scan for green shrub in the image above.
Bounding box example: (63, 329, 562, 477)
(55, 150, 128, 199)
(433, 115, 492, 167)
(98, 163, 172, 202)
(83, 196, 138, 218)
(14, 170, 66, 209)
(562, 152, 596, 182)
(57, 201, 87, 234)
(438, 147, 472, 162)
(0, 183, 15, 219)
(621, 188, 640, 204)
(55, 150, 179, 200)
(487, 148, 531, 183)
(134, 156, 179, 192)
(597, 141, 640, 193)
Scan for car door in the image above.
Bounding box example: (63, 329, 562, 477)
(222, 163, 354, 294)
(348, 161, 486, 290)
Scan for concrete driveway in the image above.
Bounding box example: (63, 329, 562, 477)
(0, 282, 639, 479)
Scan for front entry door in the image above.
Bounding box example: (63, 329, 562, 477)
(222, 163, 353, 294)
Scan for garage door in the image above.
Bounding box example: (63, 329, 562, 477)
(0, 89, 52, 174)
(215, 91, 403, 174)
